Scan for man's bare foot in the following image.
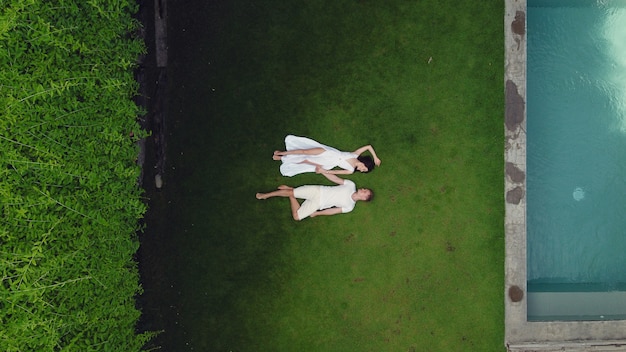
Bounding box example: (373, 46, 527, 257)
(256, 193, 267, 200)
(277, 185, 292, 190)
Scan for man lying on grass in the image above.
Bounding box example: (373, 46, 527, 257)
(256, 166, 373, 221)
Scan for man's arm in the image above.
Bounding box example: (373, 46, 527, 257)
(310, 207, 343, 218)
(315, 166, 345, 185)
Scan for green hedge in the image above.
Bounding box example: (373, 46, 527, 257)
(0, 0, 152, 350)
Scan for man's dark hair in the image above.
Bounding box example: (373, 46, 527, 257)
(364, 189, 374, 202)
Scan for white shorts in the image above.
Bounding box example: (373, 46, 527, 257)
(293, 185, 321, 220)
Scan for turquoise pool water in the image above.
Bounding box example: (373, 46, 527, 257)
(527, 0, 626, 320)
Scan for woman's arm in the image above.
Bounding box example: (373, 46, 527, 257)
(316, 168, 353, 175)
(315, 167, 345, 185)
(352, 145, 381, 166)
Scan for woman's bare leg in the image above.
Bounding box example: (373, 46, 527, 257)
(273, 148, 324, 159)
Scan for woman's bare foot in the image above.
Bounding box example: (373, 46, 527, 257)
(273, 150, 283, 161)
(256, 193, 267, 200)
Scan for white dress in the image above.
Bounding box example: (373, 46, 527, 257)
(280, 135, 358, 177)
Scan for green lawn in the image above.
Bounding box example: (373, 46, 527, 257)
(148, 0, 505, 350)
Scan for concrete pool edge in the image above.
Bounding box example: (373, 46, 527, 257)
(504, 0, 626, 350)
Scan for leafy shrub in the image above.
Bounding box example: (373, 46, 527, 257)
(0, 0, 152, 350)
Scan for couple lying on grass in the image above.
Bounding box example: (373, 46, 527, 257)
(256, 135, 381, 221)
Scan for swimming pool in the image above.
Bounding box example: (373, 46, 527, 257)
(526, 0, 626, 321)
(505, 0, 626, 349)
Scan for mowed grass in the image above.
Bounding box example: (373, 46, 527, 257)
(158, 0, 505, 351)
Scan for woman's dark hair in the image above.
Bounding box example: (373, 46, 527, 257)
(357, 155, 375, 173)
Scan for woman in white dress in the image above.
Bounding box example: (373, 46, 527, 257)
(273, 135, 381, 177)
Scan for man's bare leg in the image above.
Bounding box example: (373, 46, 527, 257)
(256, 185, 303, 220)
(288, 195, 301, 221)
(276, 185, 301, 220)
(256, 185, 293, 200)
